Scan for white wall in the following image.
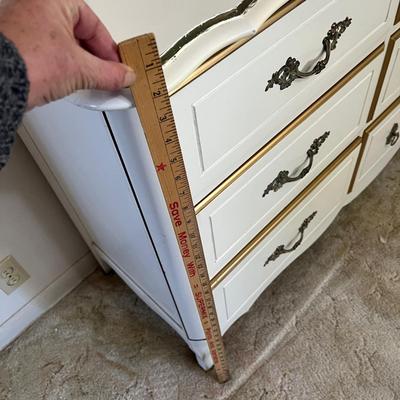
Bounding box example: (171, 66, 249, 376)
(0, 136, 97, 350)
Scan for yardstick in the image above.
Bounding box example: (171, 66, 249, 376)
(118, 34, 230, 383)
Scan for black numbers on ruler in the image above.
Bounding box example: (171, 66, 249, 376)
(153, 90, 162, 98)
(159, 114, 168, 123)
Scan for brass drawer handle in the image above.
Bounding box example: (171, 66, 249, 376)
(264, 211, 317, 266)
(263, 131, 330, 197)
(386, 123, 399, 147)
(265, 17, 352, 92)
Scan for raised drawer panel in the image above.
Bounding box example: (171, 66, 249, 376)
(198, 51, 383, 279)
(354, 100, 400, 194)
(213, 144, 360, 333)
(371, 29, 400, 119)
(172, 0, 393, 203)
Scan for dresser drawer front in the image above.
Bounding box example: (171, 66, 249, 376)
(198, 52, 382, 279)
(357, 102, 400, 191)
(213, 144, 360, 333)
(172, 0, 393, 203)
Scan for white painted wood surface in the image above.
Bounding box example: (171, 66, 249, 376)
(103, 106, 211, 341)
(23, 100, 211, 365)
(214, 146, 360, 333)
(23, 102, 183, 328)
(172, 0, 393, 204)
(198, 54, 382, 278)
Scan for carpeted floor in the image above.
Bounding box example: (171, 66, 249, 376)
(1, 151, 399, 400)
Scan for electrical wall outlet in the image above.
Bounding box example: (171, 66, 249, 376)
(0, 256, 30, 295)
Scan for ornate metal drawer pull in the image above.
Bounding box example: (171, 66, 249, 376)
(263, 131, 330, 197)
(386, 123, 399, 147)
(264, 211, 317, 266)
(265, 17, 352, 92)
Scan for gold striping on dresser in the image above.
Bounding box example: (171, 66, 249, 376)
(368, 28, 400, 122)
(366, 96, 400, 136)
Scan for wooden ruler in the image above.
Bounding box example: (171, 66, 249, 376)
(118, 34, 230, 383)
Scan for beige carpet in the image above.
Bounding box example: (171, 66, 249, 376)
(1, 152, 399, 400)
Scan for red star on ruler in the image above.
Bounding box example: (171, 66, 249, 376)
(156, 162, 167, 172)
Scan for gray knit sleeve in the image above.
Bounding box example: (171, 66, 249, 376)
(0, 32, 29, 170)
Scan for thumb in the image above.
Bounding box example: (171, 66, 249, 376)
(79, 51, 136, 92)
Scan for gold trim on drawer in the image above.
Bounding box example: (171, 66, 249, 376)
(195, 44, 384, 215)
(170, 0, 305, 96)
(347, 133, 369, 194)
(366, 95, 400, 135)
(349, 96, 400, 193)
(367, 29, 400, 122)
(211, 137, 362, 289)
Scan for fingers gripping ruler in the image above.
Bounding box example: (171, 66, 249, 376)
(119, 34, 230, 383)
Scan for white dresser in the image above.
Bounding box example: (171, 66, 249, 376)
(20, 0, 400, 371)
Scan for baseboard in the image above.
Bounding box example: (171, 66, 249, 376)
(0, 252, 97, 351)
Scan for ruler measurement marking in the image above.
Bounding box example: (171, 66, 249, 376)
(151, 79, 166, 85)
(145, 65, 162, 72)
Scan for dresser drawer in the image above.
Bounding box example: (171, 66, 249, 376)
(197, 49, 383, 279)
(212, 142, 360, 333)
(172, 0, 393, 203)
(353, 98, 400, 195)
(369, 29, 400, 120)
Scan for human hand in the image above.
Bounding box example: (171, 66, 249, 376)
(0, 0, 135, 109)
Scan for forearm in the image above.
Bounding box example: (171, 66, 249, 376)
(0, 32, 29, 170)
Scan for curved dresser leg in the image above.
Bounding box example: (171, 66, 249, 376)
(195, 351, 214, 371)
(188, 340, 214, 371)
